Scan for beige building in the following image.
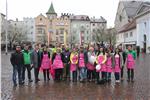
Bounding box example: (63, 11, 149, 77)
(35, 14, 49, 44)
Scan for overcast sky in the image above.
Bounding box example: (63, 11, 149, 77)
(1, 0, 121, 27)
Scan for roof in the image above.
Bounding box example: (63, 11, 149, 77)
(91, 16, 107, 23)
(118, 19, 136, 33)
(46, 2, 56, 14)
(122, 1, 143, 18)
(135, 1, 150, 18)
(70, 15, 90, 21)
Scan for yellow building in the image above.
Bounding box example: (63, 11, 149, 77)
(35, 2, 71, 45)
(35, 14, 49, 44)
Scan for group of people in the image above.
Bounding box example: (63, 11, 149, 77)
(10, 43, 136, 87)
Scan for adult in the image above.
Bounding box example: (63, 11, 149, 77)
(10, 45, 24, 86)
(22, 45, 33, 83)
(31, 44, 42, 83)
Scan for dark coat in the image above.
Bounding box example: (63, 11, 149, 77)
(10, 51, 24, 66)
(31, 50, 42, 68)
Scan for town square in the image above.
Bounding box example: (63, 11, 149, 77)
(0, 0, 150, 100)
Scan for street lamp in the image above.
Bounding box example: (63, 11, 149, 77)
(5, 0, 8, 55)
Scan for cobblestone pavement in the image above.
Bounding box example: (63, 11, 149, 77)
(1, 53, 150, 100)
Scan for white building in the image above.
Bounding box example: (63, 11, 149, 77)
(90, 16, 107, 43)
(70, 15, 91, 45)
(115, 1, 150, 53)
(0, 13, 6, 45)
(23, 17, 35, 43)
(136, 2, 150, 53)
(115, 1, 142, 31)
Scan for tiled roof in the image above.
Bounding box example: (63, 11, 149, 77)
(70, 15, 90, 21)
(122, 1, 143, 18)
(91, 16, 107, 23)
(118, 19, 136, 33)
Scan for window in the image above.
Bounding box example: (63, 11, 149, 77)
(93, 23, 95, 26)
(56, 37, 58, 41)
(144, 22, 147, 28)
(87, 31, 89, 34)
(87, 37, 88, 41)
(93, 29, 95, 33)
(125, 33, 128, 38)
(60, 28, 64, 34)
(56, 30, 59, 35)
(119, 15, 122, 22)
(40, 18, 42, 21)
(130, 32, 133, 37)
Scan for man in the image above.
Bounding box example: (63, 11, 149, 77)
(62, 46, 70, 80)
(31, 44, 42, 83)
(22, 45, 33, 83)
(10, 45, 24, 86)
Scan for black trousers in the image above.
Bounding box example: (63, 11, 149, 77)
(63, 63, 70, 78)
(72, 71, 77, 81)
(87, 70, 95, 80)
(22, 64, 31, 81)
(101, 71, 107, 80)
(34, 67, 40, 81)
(127, 69, 134, 80)
(55, 69, 63, 81)
(96, 72, 100, 82)
(43, 69, 50, 81)
(121, 66, 124, 79)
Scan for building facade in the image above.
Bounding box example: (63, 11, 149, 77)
(35, 14, 49, 44)
(23, 18, 35, 43)
(70, 15, 91, 45)
(90, 16, 107, 43)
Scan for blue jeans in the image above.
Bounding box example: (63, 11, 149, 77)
(79, 67, 87, 81)
(12, 65, 23, 85)
(115, 72, 120, 81)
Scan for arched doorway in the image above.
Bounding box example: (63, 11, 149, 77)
(143, 34, 147, 53)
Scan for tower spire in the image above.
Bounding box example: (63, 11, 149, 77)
(46, 2, 56, 14)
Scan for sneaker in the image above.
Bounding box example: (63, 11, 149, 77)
(115, 80, 120, 83)
(29, 79, 33, 82)
(13, 84, 17, 87)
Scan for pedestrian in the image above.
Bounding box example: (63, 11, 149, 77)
(113, 48, 123, 83)
(87, 46, 96, 82)
(70, 48, 78, 82)
(78, 46, 87, 82)
(22, 45, 33, 83)
(96, 47, 107, 84)
(118, 45, 126, 81)
(31, 44, 42, 83)
(10, 45, 24, 86)
(126, 45, 136, 82)
(62, 46, 70, 81)
(52, 47, 64, 81)
(41, 46, 51, 81)
(106, 49, 113, 82)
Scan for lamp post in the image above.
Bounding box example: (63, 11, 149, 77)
(5, 0, 8, 55)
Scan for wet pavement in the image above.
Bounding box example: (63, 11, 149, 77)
(1, 53, 150, 100)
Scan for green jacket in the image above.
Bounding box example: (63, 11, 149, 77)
(23, 50, 31, 65)
(126, 50, 136, 60)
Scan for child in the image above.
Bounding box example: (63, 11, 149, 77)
(106, 49, 113, 82)
(126, 45, 136, 82)
(52, 48, 64, 81)
(41, 46, 51, 81)
(78, 46, 87, 82)
(96, 47, 107, 84)
(70, 48, 78, 82)
(113, 48, 123, 83)
(87, 47, 96, 82)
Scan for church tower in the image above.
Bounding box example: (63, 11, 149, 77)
(46, 2, 57, 20)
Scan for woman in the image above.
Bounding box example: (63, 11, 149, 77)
(87, 47, 96, 82)
(70, 48, 78, 82)
(41, 46, 51, 81)
(52, 48, 64, 81)
(96, 47, 107, 84)
(113, 48, 123, 83)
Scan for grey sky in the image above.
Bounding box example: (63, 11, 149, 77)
(0, 0, 120, 27)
